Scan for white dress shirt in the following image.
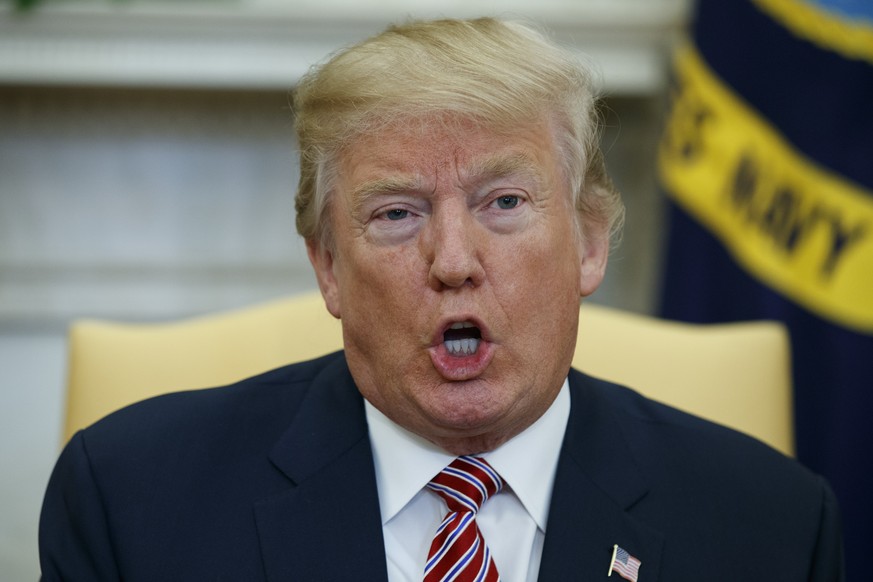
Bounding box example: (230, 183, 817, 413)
(365, 379, 570, 582)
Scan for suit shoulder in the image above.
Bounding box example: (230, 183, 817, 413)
(78, 351, 346, 458)
(568, 370, 843, 578)
(570, 369, 822, 493)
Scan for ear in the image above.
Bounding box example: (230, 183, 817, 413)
(578, 230, 609, 298)
(306, 238, 342, 319)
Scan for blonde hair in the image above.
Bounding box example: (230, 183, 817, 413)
(293, 17, 624, 248)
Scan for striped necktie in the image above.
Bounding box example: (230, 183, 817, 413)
(424, 456, 504, 582)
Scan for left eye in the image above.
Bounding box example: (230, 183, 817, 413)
(495, 195, 520, 210)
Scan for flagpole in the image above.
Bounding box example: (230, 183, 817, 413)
(608, 544, 618, 576)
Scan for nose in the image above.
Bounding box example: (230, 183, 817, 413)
(422, 201, 485, 291)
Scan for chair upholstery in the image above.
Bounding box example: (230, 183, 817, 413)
(64, 291, 794, 455)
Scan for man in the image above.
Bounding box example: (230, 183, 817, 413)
(40, 18, 843, 581)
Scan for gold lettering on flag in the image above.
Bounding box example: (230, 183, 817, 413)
(659, 43, 873, 333)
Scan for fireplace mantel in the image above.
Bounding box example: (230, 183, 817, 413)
(0, 0, 689, 94)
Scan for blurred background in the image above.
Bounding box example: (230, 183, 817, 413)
(2, 0, 870, 579)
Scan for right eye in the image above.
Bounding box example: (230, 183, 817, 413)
(384, 208, 409, 221)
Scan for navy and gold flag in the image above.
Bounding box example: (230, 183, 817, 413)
(658, 0, 872, 575)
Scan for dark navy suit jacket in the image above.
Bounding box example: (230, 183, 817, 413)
(39, 351, 844, 581)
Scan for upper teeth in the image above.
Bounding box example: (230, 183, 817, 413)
(446, 338, 480, 355)
(445, 321, 480, 356)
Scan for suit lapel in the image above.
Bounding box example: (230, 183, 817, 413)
(250, 360, 664, 581)
(538, 371, 664, 582)
(253, 355, 389, 582)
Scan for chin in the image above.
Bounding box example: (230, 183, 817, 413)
(422, 392, 513, 435)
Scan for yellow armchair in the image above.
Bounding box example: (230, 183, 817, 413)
(64, 291, 794, 455)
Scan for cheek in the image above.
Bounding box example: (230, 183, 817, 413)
(512, 224, 581, 286)
(338, 245, 425, 324)
(360, 245, 421, 288)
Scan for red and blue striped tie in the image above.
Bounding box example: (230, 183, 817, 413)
(424, 456, 504, 582)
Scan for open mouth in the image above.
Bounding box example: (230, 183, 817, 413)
(443, 322, 482, 356)
(430, 318, 493, 380)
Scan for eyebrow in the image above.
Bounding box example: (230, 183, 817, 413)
(465, 153, 544, 191)
(349, 152, 545, 216)
(350, 175, 424, 217)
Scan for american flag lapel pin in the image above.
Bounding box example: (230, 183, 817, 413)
(608, 544, 641, 581)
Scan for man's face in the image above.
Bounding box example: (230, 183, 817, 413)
(308, 117, 608, 454)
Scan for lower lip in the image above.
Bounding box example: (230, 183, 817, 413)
(428, 340, 495, 381)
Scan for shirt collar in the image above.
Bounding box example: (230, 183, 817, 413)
(365, 378, 570, 531)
